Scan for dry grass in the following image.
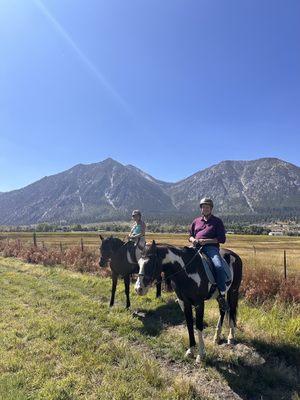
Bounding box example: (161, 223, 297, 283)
(1, 232, 299, 305)
(0, 239, 110, 277)
(241, 264, 300, 304)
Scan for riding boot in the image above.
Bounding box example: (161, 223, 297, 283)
(217, 293, 229, 312)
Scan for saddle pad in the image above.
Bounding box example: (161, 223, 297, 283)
(200, 253, 232, 285)
(126, 242, 138, 264)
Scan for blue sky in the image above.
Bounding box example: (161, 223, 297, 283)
(0, 0, 299, 192)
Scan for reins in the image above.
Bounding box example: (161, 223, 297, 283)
(162, 247, 202, 281)
(139, 246, 203, 283)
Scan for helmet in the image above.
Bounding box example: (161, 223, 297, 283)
(199, 198, 214, 208)
(132, 209, 141, 217)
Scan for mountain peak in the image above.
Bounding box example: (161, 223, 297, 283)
(101, 157, 120, 165)
(0, 157, 299, 225)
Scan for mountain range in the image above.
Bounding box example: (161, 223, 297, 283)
(0, 157, 299, 225)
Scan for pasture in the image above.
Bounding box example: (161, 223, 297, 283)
(0, 232, 299, 399)
(2, 231, 300, 274)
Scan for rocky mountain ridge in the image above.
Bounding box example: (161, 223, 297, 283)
(0, 157, 299, 225)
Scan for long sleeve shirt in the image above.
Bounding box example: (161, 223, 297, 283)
(189, 215, 226, 248)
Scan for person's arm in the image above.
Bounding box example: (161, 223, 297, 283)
(129, 222, 145, 239)
(128, 225, 135, 239)
(188, 221, 197, 244)
(216, 219, 226, 244)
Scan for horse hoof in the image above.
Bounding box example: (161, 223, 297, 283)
(227, 338, 235, 345)
(196, 354, 206, 364)
(185, 348, 195, 358)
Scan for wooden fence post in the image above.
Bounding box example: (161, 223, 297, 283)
(283, 250, 287, 279)
(33, 232, 37, 247)
(60, 242, 63, 254)
(17, 239, 21, 251)
(253, 245, 256, 256)
(80, 238, 84, 252)
(42, 241, 45, 249)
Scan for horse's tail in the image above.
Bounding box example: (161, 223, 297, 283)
(227, 288, 239, 326)
(224, 250, 242, 326)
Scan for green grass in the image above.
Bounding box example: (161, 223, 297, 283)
(0, 256, 299, 400)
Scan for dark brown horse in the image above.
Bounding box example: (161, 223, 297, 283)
(135, 241, 243, 363)
(99, 235, 164, 308)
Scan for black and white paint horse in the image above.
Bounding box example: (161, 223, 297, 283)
(135, 241, 243, 363)
(99, 235, 164, 308)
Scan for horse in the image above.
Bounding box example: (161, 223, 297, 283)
(135, 240, 243, 363)
(99, 235, 165, 308)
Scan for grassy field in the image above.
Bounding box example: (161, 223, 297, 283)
(0, 256, 299, 400)
(1, 231, 300, 274)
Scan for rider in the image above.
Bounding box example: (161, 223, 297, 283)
(128, 210, 146, 250)
(188, 198, 229, 312)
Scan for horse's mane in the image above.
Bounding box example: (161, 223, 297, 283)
(107, 236, 125, 244)
(145, 242, 186, 250)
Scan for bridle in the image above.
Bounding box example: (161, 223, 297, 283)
(138, 252, 161, 284)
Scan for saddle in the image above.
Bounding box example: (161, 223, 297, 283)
(126, 238, 146, 265)
(127, 241, 138, 264)
(199, 252, 232, 299)
(184, 246, 232, 287)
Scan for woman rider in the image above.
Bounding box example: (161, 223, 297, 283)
(128, 209, 146, 250)
(189, 198, 229, 312)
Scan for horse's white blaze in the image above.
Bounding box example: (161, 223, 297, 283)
(135, 257, 149, 294)
(137, 257, 149, 275)
(187, 273, 201, 287)
(135, 276, 141, 291)
(162, 249, 185, 268)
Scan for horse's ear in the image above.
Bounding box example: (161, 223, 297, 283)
(151, 240, 156, 249)
(99, 235, 104, 241)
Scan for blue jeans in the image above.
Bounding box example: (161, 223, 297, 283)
(202, 245, 227, 293)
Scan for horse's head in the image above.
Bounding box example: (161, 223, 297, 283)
(99, 235, 124, 268)
(135, 240, 161, 295)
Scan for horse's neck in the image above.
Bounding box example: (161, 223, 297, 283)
(111, 238, 125, 252)
(158, 247, 187, 281)
(159, 246, 206, 282)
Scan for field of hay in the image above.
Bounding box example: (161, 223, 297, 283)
(2, 231, 300, 274)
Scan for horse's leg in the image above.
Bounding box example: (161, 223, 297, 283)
(124, 274, 131, 309)
(155, 280, 162, 298)
(213, 309, 226, 344)
(165, 277, 172, 292)
(183, 302, 196, 358)
(110, 272, 118, 307)
(195, 300, 206, 363)
(227, 288, 239, 344)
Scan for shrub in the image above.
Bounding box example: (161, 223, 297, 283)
(240, 265, 300, 304)
(0, 240, 110, 278)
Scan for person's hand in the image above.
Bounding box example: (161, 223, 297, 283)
(192, 239, 199, 247)
(198, 239, 206, 246)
